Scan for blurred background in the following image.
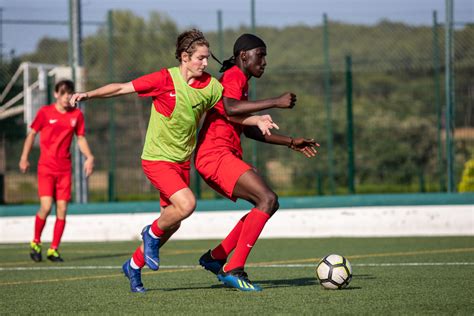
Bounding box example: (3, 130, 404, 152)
(0, 0, 473, 204)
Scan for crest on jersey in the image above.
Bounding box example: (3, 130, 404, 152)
(70, 118, 77, 127)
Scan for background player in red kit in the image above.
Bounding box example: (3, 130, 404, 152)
(19, 80, 95, 263)
(196, 34, 319, 291)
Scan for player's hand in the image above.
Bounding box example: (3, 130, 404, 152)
(69, 92, 89, 107)
(275, 92, 296, 109)
(83, 156, 95, 177)
(289, 138, 320, 158)
(257, 114, 279, 136)
(19, 159, 30, 173)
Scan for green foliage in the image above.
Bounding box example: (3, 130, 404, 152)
(2, 11, 473, 202)
(458, 159, 474, 192)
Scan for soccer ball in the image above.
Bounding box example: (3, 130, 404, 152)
(316, 254, 352, 290)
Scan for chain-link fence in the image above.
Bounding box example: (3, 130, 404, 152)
(1, 5, 473, 204)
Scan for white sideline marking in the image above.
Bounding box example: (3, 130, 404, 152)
(1, 262, 473, 271)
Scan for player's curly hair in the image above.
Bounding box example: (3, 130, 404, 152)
(175, 29, 209, 62)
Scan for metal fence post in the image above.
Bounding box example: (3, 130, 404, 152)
(432, 10, 445, 192)
(107, 10, 116, 201)
(345, 55, 355, 194)
(445, 0, 455, 192)
(323, 13, 335, 194)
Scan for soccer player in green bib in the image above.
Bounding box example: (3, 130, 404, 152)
(70, 29, 278, 293)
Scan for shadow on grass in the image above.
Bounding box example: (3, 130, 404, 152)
(147, 275, 372, 292)
(150, 283, 226, 292)
(153, 277, 317, 292)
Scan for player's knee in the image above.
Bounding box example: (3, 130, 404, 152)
(38, 205, 52, 216)
(56, 208, 67, 219)
(260, 191, 279, 216)
(272, 198, 280, 214)
(175, 198, 196, 220)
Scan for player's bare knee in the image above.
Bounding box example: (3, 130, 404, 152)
(176, 198, 196, 220)
(38, 206, 52, 217)
(56, 209, 67, 219)
(258, 191, 279, 215)
(271, 199, 280, 215)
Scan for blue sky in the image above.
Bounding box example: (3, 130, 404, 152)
(1, 0, 473, 55)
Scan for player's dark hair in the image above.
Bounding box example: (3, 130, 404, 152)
(175, 29, 209, 62)
(55, 79, 75, 94)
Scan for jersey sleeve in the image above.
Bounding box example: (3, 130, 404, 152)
(30, 108, 45, 132)
(75, 111, 85, 136)
(212, 70, 246, 116)
(131, 69, 168, 97)
(222, 70, 247, 100)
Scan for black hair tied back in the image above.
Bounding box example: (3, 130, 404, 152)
(214, 33, 266, 73)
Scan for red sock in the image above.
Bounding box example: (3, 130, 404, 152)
(151, 218, 165, 238)
(50, 218, 66, 249)
(33, 214, 47, 244)
(132, 246, 145, 268)
(224, 208, 270, 271)
(211, 214, 248, 260)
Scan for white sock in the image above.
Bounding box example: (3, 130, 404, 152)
(130, 258, 140, 270)
(148, 227, 159, 239)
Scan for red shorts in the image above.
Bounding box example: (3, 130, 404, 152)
(195, 149, 252, 201)
(142, 159, 191, 207)
(37, 169, 72, 201)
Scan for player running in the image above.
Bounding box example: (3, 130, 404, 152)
(69, 29, 278, 293)
(20, 79, 95, 263)
(195, 34, 319, 291)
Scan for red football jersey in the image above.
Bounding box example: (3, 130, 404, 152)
(197, 66, 248, 156)
(132, 68, 211, 117)
(30, 104, 85, 172)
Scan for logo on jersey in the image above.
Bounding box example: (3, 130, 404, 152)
(49, 119, 58, 124)
(70, 118, 77, 127)
(169, 92, 176, 97)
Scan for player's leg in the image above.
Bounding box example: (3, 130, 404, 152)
(47, 172, 71, 262)
(47, 200, 67, 262)
(122, 160, 193, 292)
(140, 160, 194, 271)
(217, 170, 277, 291)
(227, 170, 278, 271)
(124, 220, 181, 293)
(30, 170, 55, 262)
(123, 191, 194, 293)
(195, 152, 252, 274)
(30, 196, 53, 262)
(157, 206, 181, 247)
(142, 188, 196, 270)
(34, 197, 54, 241)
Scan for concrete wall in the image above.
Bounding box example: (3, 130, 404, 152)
(1, 205, 472, 243)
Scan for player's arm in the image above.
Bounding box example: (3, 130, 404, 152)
(76, 136, 95, 177)
(228, 114, 279, 136)
(243, 126, 320, 158)
(18, 129, 37, 173)
(69, 82, 136, 106)
(223, 92, 296, 117)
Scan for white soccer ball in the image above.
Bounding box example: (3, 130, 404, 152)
(316, 254, 352, 290)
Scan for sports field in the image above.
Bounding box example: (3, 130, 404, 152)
(1, 236, 473, 314)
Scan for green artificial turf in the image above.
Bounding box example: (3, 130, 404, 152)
(1, 237, 473, 314)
